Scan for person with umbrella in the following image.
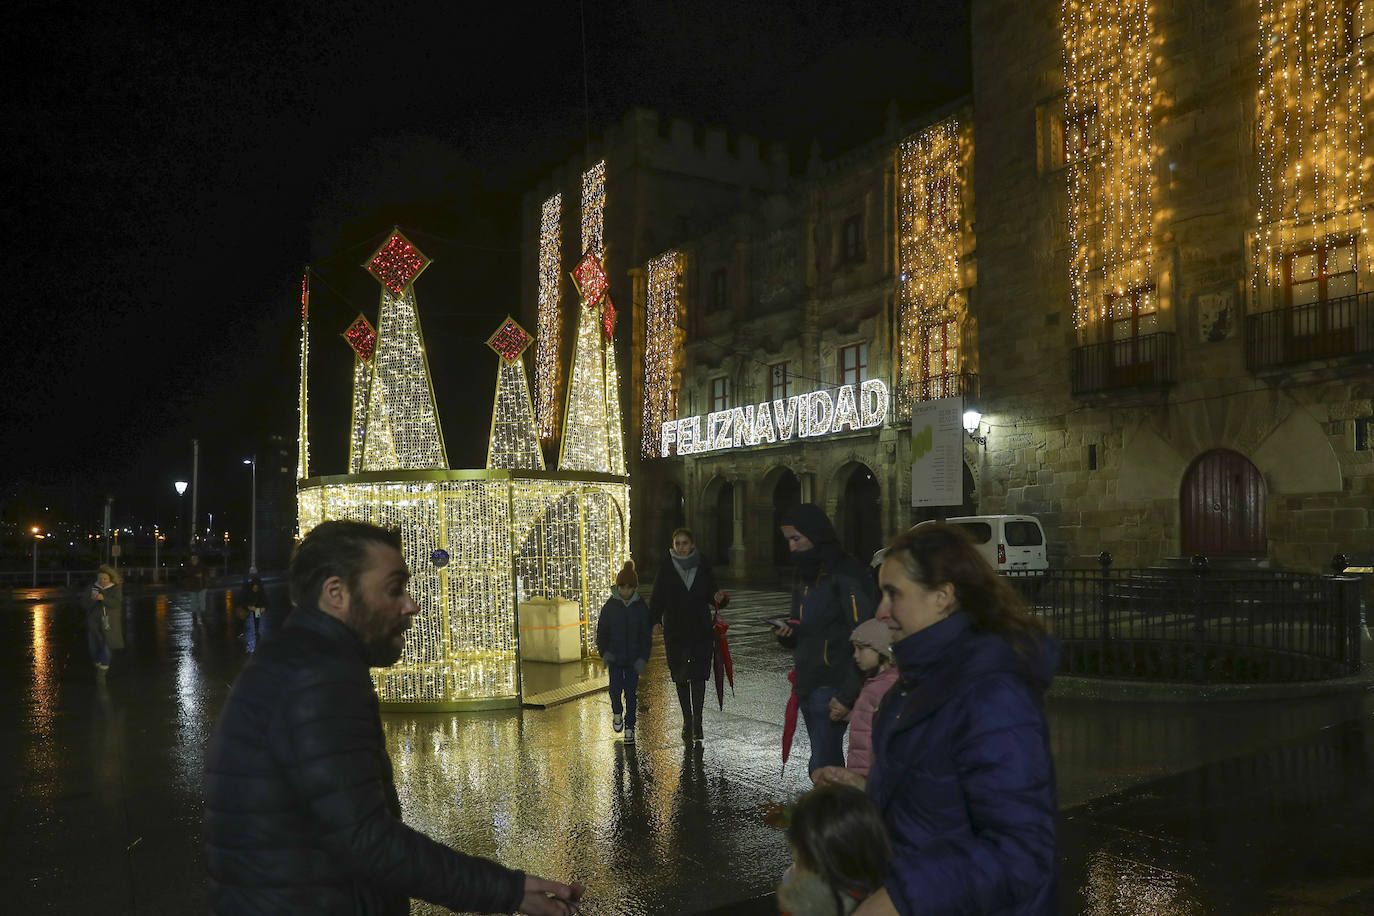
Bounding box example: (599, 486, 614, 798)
(650, 527, 727, 744)
(772, 504, 875, 775)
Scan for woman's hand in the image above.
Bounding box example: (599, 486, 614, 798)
(810, 765, 865, 790)
(827, 697, 850, 721)
(652, 623, 663, 636)
(852, 887, 898, 915)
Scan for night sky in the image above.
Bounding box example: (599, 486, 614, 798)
(4, 0, 968, 539)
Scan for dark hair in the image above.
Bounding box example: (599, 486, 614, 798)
(884, 523, 1046, 658)
(670, 527, 695, 544)
(289, 520, 402, 611)
(787, 784, 890, 903)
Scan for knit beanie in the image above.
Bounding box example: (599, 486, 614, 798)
(615, 560, 638, 589)
(849, 618, 893, 659)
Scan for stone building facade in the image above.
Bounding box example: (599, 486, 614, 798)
(521, 0, 1372, 582)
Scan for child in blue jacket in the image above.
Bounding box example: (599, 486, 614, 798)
(596, 561, 652, 745)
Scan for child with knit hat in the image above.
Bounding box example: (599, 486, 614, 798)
(596, 561, 652, 745)
(840, 618, 899, 778)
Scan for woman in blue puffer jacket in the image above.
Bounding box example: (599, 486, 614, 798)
(813, 523, 1059, 915)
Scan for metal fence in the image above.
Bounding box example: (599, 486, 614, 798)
(1245, 290, 1374, 369)
(1005, 560, 1363, 682)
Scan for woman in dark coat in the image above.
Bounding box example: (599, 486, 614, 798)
(650, 527, 726, 743)
(814, 523, 1059, 915)
(81, 564, 124, 672)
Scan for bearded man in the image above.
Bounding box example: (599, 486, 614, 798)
(204, 520, 581, 915)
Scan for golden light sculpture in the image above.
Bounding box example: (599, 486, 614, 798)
(560, 254, 626, 474)
(299, 237, 630, 709)
(642, 250, 685, 457)
(485, 317, 545, 471)
(343, 314, 377, 475)
(1061, 0, 1156, 331)
(896, 118, 963, 416)
(581, 159, 606, 260)
(536, 192, 562, 440)
(1253, 0, 1370, 302)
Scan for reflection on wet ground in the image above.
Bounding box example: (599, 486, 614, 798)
(1, 585, 1371, 914)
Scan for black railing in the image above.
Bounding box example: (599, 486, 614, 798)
(1246, 290, 1374, 369)
(1006, 557, 1363, 682)
(912, 371, 978, 402)
(1071, 332, 1177, 395)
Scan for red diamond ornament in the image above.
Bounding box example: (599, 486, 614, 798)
(343, 314, 377, 360)
(601, 293, 616, 341)
(364, 230, 430, 294)
(486, 316, 534, 363)
(570, 250, 609, 306)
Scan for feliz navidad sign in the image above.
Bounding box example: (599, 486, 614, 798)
(661, 379, 889, 456)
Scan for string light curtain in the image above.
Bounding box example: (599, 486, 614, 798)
(582, 160, 606, 260)
(536, 193, 562, 439)
(1253, 0, 1370, 301)
(1061, 0, 1156, 331)
(297, 268, 310, 480)
(642, 251, 685, 456)
(896, 119, 963, 417)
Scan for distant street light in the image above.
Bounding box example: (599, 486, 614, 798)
(243, 457, 257, 572)
(174, 481, 188, 561)
(153, 527, 162, 584)
(31, 526, 42, 587)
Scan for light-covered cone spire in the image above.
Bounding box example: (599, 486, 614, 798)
(485, 317, 544, 470)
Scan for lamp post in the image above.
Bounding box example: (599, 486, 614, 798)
(31, 526, 41, 587)
(243, 456, 257, 572)
(174, 481, 188, 563)
(153, 527, 161, 584)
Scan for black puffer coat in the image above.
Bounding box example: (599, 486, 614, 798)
(204, 607, 525, 915)
(650, 551, 720, 683)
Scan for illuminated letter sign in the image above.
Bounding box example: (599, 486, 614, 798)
(662, 379, 888, 456)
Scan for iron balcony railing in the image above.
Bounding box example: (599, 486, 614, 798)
(1005, 562, 1363, 683)
(1245, 289, 1374, 369)
(1071, 331, 1177, 395)
(912, 371, 978, 402)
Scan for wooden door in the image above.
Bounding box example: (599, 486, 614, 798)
(1180, 449, 1266, 556)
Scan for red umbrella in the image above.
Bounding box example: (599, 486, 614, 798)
(711, 600, 735, 710)
(781, 669, 799, 777)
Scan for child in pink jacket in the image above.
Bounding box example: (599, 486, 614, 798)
(843, 618, 898, 778)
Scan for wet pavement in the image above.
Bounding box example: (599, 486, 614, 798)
(2, 583, 1372, 914)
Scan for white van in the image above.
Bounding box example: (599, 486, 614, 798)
(943, 515, 1049, 574)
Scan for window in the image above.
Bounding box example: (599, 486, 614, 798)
(1284, 238, 1358, 307)
(769, 362, 792, 401)
(918, 317, 959, 398)
(1355, 418, 1370, 452)
(952, 522, 992, 544)
(710, 376, 731, 412)
(840, 215, 864, 264)
(924, 176, 957, 233)
(839, 342, 869, 387)
(1108, 286, 1159, 342)
(710, 268, 728, 313)
(1042, 101, 1100, 171)
(1005, 522, 1044, 547)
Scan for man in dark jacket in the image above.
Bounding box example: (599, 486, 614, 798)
(204, 520, 582, 915)
(773, 503, 876, 774)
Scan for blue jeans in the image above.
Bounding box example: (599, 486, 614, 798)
(243, 612, 262, 653)
(608, 665, 640, 728)
(86, 610, 112, 667)
(800, 686, 848, 774)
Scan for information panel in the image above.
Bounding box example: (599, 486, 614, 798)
(910, 397, 963, 507)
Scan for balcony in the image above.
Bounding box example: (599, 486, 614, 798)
(912, 371, 978, 402)
(1071, 332, 1177, 395)
(1246, 290, 1374, 370)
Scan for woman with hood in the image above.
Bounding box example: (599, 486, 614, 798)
(774, 503, 876, 774)
(650, 527, 726, 743)
(81, 564, 124, 672)
(814, 523, 1059, 915)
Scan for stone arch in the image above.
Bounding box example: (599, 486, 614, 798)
(831, 460, 883, 564)
(700, 474, 735, 566)
(1180, 449, 1266, 557)
(761, 464, 803, 567)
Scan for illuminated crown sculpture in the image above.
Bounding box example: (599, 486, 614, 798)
(296, 229, 630, 709)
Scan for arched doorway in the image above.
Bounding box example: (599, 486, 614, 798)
(910, 462, 978, 526)
(771, 469, 801, 566)
(838, 463, 883, 564)
(1180, 449, 1266, 556)
(714, 482, 735, 566)
(656, 482, 685, 572)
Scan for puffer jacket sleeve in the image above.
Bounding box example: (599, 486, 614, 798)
(273, 663, 525, 913)
(595, 598, 614, 661)
(884, 673, 1056, 915)
(633, 598, 653, 663)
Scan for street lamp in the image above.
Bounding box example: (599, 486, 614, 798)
(243, 457, 257, 572)
(962, 409, 988, 447)
(153, 526, 162, 584)
(31, 526, 42, 587)
(174, 480, 188, 561)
